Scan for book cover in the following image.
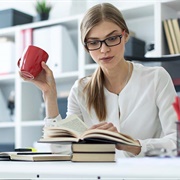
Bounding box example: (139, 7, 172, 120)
(167, 19, 179, 54)
(163, 19, 175, 54)
(72, 142, 116, 153)
(172, 18, 180, 53)
(71, 152, 115, 162)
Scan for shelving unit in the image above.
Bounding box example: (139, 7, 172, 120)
(0, 0, 179, 150)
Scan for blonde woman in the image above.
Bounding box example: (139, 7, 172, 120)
(21, 3, 177, 157)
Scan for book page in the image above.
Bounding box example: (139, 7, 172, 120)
(81, 129, 139, 146)
(56, 114, 88, 136)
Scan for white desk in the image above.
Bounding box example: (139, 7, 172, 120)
(0, 157, 180, 179)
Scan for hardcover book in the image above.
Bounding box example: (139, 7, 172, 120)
(72, 142, 116, 153)
(163, 19, 175, 54)
(71, 152, 115, 162)
(167, 19, 179, 54)
(172, 18, 180, 53)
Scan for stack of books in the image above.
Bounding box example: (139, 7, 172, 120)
(71, 142, 116, 162)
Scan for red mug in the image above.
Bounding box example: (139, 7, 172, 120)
(17, 45, 49, 79)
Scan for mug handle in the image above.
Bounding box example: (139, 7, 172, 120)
(17, 58, 21, 67)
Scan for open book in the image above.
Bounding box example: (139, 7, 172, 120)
(39, 114, 140, 147)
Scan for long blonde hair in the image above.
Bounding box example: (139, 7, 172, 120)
(80, 3, 129, 121)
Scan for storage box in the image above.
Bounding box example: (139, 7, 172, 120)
(0, 8, 33, 28)
(125, 37, 145, 57)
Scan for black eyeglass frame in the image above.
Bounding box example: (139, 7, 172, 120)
(84, 32, 125, 51)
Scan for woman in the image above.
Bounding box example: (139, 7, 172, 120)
(21, 3, 177, 157)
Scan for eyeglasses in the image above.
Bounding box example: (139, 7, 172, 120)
(84, 31, 125, 51)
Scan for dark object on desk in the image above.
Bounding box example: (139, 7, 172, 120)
(16, 152, 52, 155)
(15, 148, 34, 152)
(0, 154, 11, 161)
(0, 8, 33, 28)
(125, 37, 145, 57)
(57, 97, 68, 119)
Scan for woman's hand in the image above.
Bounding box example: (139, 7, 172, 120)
(116, 141, 141, 156)
(89, 122, 141, 156)
(89, 122, 119, 133)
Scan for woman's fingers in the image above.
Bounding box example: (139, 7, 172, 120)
(90, 122, 118, 133)
(41, 61, 52, 74)
(90, 122, 107, 129)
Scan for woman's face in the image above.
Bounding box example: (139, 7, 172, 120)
(86, 21, 128, 70)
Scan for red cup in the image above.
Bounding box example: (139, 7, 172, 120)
(17, 45, 49, 79)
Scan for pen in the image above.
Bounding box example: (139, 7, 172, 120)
(17, 152, 52, 155)
(15, 147, 37, 152)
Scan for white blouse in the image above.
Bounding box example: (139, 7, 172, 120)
(46, 62, 177, 158)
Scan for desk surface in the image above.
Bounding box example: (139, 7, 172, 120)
(0, 157, 180, 179)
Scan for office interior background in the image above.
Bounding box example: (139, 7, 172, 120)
(0, 0, 179, 151)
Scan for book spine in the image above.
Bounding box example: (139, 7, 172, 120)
(167, 19, 179, 54)
(163, 19, 175, 54)
(171, 18, 180, 53)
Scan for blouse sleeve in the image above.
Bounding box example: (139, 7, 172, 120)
(44, 114, 62, 127)
(137, 67, 177, 157)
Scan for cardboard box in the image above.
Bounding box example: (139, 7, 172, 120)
(0, 8, 33, 28)
(125, 37, 145, 57)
